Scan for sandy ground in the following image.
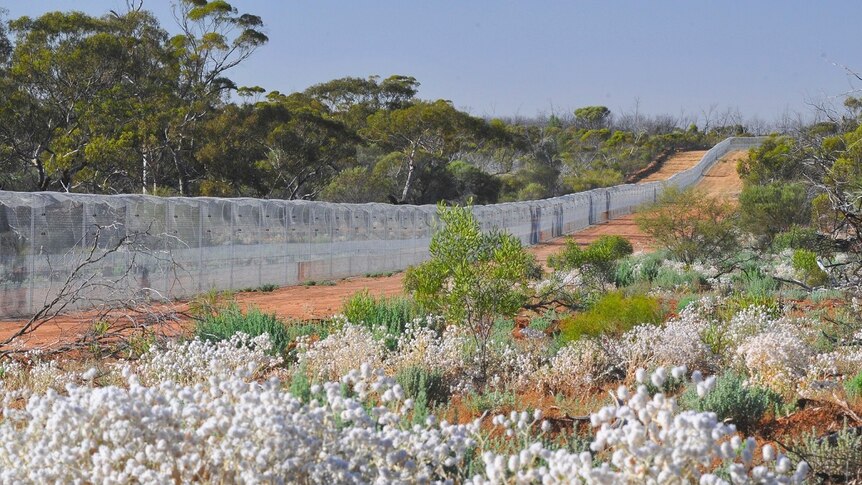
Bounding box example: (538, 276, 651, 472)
(638, 150, 708, 182)
(0, 150, 748, 348)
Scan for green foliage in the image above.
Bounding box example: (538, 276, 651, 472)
(342, 290, 424, 350)
(564, 168, 623, 192)
(739, 182, 810, 240)
(464, 387, 516, 415)
(723, 293, 781, 319)
(516, 182, 548, 201)
(573, 106, 611, 130)
(447, 160, 501, 204)
(319, 166, 391, 203)
(560, 291, 662, 342)
(792, 249, 828, 287)
(194, 304, 292, 356)
(635, 187, 738, 265)
(549, 235, 633, 290)
(787, 423, 862, 482)
(289, 362, 313, 403)
(653, 266, 708, 292)
(238, 283, 279, 293)
(737, 135, 800, 185)
(679, 371, 786, 433)
(676, 294, 700, 312)
(771, 225, 822, 253)
(845, 371, 862, 400)
(404, 202, 536, 380)
(395, 366, 448, 424)
(732, 263, 778, 298)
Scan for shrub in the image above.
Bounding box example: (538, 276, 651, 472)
(772, 225, 821, 253)
(635, 187, 738, 265)
(405, 202, 537, 381)
(342, 290, 424, 350)
(653, 266, 708, 292)
(677, 294, 699, 312)
(613, 251, 669, 288)
(846, 371, 862, 400)
(464, 387, 516, 415)
(787, 423, 862, 483)
(679, 371, 785, 432)
(194, 305, 292, 356)
(560, 291, 662, 342)
(732, 262, 778, 298)
(792, 249, 828, 287)
(739, 182, 810, 241)
(395, 366, 448, 424)
(548, 235, 633, 290)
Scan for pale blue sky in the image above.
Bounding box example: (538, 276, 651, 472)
(4, 1, 860, 121)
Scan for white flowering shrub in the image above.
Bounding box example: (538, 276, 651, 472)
(297, 323, 385, 380)
(736, 324, 814, 394)
(0, 363, 479, 483)
(617, 304, 718, 377)
(532, 338, 616, 393)
(0, 359, 810, 484)
(385, 321, 467, 378)
(469, 367, 808, 484)
(136, 332, 281, 385)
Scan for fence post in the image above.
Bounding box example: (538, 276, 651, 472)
(28, 203, 35, 315)
(605, 191, 611, 222)
(198, 201, 204, 292)
(229, 202, 235, 290)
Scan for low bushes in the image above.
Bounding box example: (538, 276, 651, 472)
(846, 371, 862, 400)
(548, 235, 633, 290)
(679, 371, 786, 433)
(559, 291, 662, 342)
(395, 366, 449, 423)
(342, 290, 425, 349)
(194, 305, 292, 356)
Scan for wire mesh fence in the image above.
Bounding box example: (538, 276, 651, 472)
(0, 136, 764, 317)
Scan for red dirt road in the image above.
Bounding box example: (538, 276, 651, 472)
(0, 150, 748, 348)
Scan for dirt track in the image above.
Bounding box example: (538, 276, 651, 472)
(638, 150, 708, 182)
(0, 150, 748, 348)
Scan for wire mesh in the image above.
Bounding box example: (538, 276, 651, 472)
(0, 137, 765, 317)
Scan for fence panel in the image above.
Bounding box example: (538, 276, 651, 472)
(0, 137, 765, 317)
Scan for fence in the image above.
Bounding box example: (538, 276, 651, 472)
(0, 136, 764, 317)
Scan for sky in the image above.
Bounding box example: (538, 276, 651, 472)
(4, 1, 861, 123)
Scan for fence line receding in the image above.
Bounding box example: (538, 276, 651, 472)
(0, 137, 764, 317)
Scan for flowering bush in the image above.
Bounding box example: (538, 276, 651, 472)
(0, 363, 478, 483)
(736, 324, 814, 394)
(470, 367, 808, 484)
(137, 332, 281, 385)
(616, 304, 718, 377)
(532, 338, 616, 393)
(297, 323, 385, 380)
(0, 356, 809, 484)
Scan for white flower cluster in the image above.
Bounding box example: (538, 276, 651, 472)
(618, 307, 717, 377)
(385, 321, 467, 378)
(736, 324, 814, 393)
(0, 362, 479, 483)
(297, 323, 385, 380)
(136, 332, 281, 385)
(470, 367, 809, 485)
(0, 352, 812, 484)
(533, 337, 615, 393)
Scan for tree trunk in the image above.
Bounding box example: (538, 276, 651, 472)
(399, 145, 417, 203)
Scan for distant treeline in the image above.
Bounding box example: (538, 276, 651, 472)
(0, 2, 759, 204)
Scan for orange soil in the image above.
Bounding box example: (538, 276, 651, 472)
(696, 150, 746, 200)
(0, 150, 748, 349)
(533, 149, 748, 256)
